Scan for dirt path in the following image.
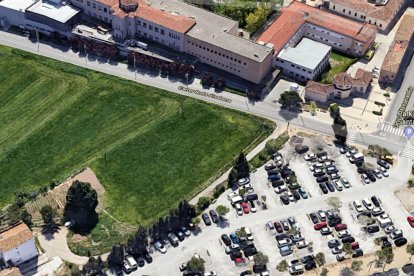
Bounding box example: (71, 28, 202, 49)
(36, 228, 89, 266)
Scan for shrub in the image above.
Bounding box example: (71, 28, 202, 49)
(384, 93, 390, 97)
(374, 101, 385, 107)
(372, 110, 383, 116)
(196, 197, 211, 212)
(213, 184, 226, 199)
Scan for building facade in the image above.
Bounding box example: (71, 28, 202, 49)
(0, 223, 38, 267)
(328, 0, 405, 31)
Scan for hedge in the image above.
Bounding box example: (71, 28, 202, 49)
(374, 101, 385, 107)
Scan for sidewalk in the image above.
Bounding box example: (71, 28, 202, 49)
(189, 125, 286, 205)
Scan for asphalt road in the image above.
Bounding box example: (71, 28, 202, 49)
(0, 30, 409, 157)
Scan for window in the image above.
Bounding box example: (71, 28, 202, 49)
(104, 7, 107, 12)
(143, 22, 147, 28)
(355, 12, 357, 16)
(333, 5, 335, 9)
(214, 51, 217, 54)
(380, 23, 382, 27)
(155, 27, 159, 32)
(161, 29, 165, 35)
(348, 11, 351, 15)
(149, 25, 153, 30)
(87, 1, 90, 6)
(137, 20, 141, 25)
(98, 5, 102, 10)
(291, 64, 295, 67)
(343, 8, 345, 12)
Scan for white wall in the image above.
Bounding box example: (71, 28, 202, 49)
(2, 239, 38, 266)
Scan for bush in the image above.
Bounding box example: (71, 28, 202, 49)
(374, 101, 386, 107)
(213, 184, 226, 199)
(372, 110, 383, 116)
(384, 93, 390, 97)
(249, 132, 289, 169)
(196, 197, 211, 212)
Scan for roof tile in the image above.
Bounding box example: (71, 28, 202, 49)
(0, 223, 33, 253)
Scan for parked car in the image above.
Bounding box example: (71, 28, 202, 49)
(328, 239, 340, 248)
(319, 183, 328, 194)
(280, 195, 290, 205)
(266, 221, 276, 235)
(298, 187, 309, 199)
(310, 213, 319, 224)
(384, 226, 396, 234)
(341, 178, 351, 188)
(352, 249, 364, 258)
(225, 244, 240, 254)
(317, 210, 327, 221)
(362, 198, 374, 210)
(181, 226, 191, 237)
(238, 177, 250, 186)
(249, 201, 257, 213)
(295, 145, 309, 154)
(282, 220, 290, 231)
(316, 176, 328, 183)
(292, 190, 301, 200)
(341, 236, 355, 244)
(274, 221, 283, 233)
(394, 237, 407, 247)
(229, 233, 240, 244)
(389, 229, 403, 240)
(335, 224, 347, 231)
(366, 225, 380, 233)
(154, 241, 167, 253)
(336, 253, 345, 262)
(304, 153, 316, 161)
(123, 261, 133, 274)
(167, 233, 179, 247)
(407, 216, 414, 228)
(175, 230, 185, 241)
(234, 203, 243, 216)
(320, 227, 332, 235)
(337, 230, 350, 239)
(125, 256, 138, 270)
(202, 213, 212, 226)
(221, 234, 232, 246)
(241, 202, 250, 214)
(275, 184, 288, 194)
(326, 181, 336, 192)
(371, 196, 381, 207)
(377, 159, 390, 169)
(331, 247, 342, 255)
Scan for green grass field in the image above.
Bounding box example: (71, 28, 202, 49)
(0, 45, 273, 224)
(320, 51, 357, 84)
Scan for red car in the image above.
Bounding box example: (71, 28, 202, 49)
(314, 222, 327, 230)
(234, 258, 246, 266)
(407, 216, 414, 228)
(351, 242, 359, 250)
(274, 221, 283, 233)
(241, 202, 250, 214)
(335, 224, 348, 231)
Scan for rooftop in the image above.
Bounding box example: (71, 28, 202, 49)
(0, 222, 33, 253)
(353, 68, 373, 86)
(277, 38, 331, 70)
(257, 1, 377, 54)
(381, 14, 414, 74)
(330, 0, 404, 23)
(26, 0, 81, 23)
(0, 0, 36, 11)
(305, 81, 334, 95)
(145, 0, 272, 61)
(334, 72, 353, 86)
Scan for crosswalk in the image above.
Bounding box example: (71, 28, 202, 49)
(401, 140, 414, 160)
(380, 123, 405, 137)
(347, 128, 358, 144)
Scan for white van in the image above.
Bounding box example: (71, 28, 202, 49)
(231, 195, 243, 205)
(125, 256, 137, 269)
(353, 200, 363, 212)
(378, 217, 393, 228)
(137, 41, 148, 50)
(350, 153, 364, 163)
(362, 198, 373, 210)
(277, 239, 290, 248)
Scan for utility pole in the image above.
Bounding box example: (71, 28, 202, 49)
(35, 28, 39, 52)
(84, 43, 87, 66)
(133, 53, 136, 80)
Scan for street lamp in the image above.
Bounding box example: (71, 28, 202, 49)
(84, 43, 87, 66)
(185, 73, 189, 86)
(133, 53, 136, 80)
(35, 28, 39, 52)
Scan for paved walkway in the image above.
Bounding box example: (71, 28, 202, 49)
(36, 228, 89, 266)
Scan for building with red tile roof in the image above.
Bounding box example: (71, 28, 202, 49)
(257, 1, 377, 58)
(380, 13, 414, 84)
(328, 0, 405, 31)
(0, 222, 38, 267)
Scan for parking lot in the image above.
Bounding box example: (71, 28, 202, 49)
(137, 139, 413, 276)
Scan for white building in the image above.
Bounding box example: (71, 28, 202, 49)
(0, 223, 38, 267)
(275, 38, 331, 82)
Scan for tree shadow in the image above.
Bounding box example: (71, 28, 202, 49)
(40, 224, 61, 241)
(278, 108, 301, 122)
(216, 219, 230, 229)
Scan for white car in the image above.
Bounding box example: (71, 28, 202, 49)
(234, 203, 243, 216)
(379, 214, 390, 220)
(249, 201, 257, 213)
(204, 272, 217, 276)
(379, 167, 389, 177)
(296, 240, 308, 249)
(337, 230, 350, 239)
(225, 244, 240, 254)
(384, 225, 396, 234)
(362, 198, 374, 210)
(239, 183, 253, 192)
(238, 177, 250, 186)
(304, 153, 316, 161)
(389, 229, 403, 240)
(227, 191, 239, 200)
(154, 241, 167, 253)
(286, 191, 295, 202)
(374, 169, 383, 179)
(274, 184, 287, 194)
(371, 207, 384, 216)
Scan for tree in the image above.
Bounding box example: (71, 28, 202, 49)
(408, 179, 414, 189)
(253, 252, 269, 267)
(407, 243, 414, 261)
(82, 256, 105, 275)
(216, 205, 229, 217)
(332, 114, 348, 144)
(340, 267, 355, 276)
(278, 91, 303, 109)
(234, 152, 249, 179)
(320, 268, 329, 276)
(315, 252, 326, 266)
(261, 195, 267, 202)
(326, 197, 342, 211)
(40, 205, 56, 229)
(191, 217, 201, 227)
(329, 103, 340, 117)
(239, 188, 247, 196)
(376, 247, 394, 270)
(196, 197, 211, 212)
(310, 101, 317, 115)
(351, 260, 363, 272)
(64, 181, 98, 234)
(7, 204, 22, 226)
(127, 226, 148, 258)
(276, 260, 288, 272)
(178, 200, 196, 226)
(343, 242, 353, 256)
(107, 245, 124, 271)
(236, 227, 247, 238)
(187, 256, 205, 273)
(20, 210, 32, 228)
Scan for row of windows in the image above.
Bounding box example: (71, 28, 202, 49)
(187, 41, 247, 66)
(87, 11, 112, 23)
(85, 0, 108, 13)
(305, 32, 344, 47)
(288, 71, 311, 81)
(136, 21, 180, 39)
(187, 51, 242, 73)
(332, 6, 383, 27)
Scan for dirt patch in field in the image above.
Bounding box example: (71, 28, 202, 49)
(395, 187, 414, 213)
(71, 234, 88, 243)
